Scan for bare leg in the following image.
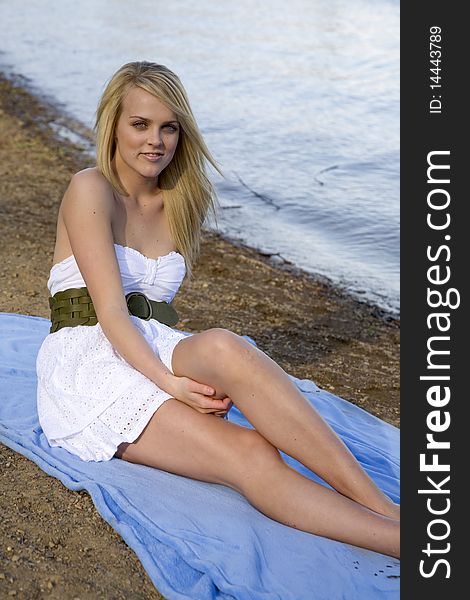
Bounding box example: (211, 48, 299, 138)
(171, 329, 399, 520)
(244, 457, 400, 559)
(117, 399, 400, 558)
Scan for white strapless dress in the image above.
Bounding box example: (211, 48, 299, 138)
(36, 244, 189, 462)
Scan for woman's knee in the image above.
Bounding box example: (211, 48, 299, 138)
(203, 328, 255, 366)
(228, 429, 284, 493)
(172, 328, 255, 385)
(203, 327, 240, 350)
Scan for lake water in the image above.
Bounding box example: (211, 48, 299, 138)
(0, 0, 400, 315)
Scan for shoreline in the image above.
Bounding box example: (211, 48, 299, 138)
(0, 70, 399, 599)
(1, 69, 400, 323)
(204, 229, 400, 323)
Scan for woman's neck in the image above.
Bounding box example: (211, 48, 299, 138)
(112, 154, 161, 203)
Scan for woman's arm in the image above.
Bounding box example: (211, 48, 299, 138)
(61, 170, 229, 413)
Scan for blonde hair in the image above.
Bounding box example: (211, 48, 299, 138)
(94, 61, 223, 277)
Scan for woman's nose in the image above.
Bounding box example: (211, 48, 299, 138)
(147, 127, 163, 146)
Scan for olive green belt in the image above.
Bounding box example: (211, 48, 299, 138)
(49, 287, 179, 333)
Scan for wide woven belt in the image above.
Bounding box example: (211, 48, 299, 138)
(49, 287, 179, 333)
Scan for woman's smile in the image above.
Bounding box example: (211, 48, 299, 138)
(141, 152, 164, 162)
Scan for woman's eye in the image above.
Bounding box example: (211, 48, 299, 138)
(131, 122, 179, 132)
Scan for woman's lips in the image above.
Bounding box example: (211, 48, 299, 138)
(141, 153, 163, 162)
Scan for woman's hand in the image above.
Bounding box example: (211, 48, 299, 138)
(166, 375, 233, 416)
(213, 398, 234, 419)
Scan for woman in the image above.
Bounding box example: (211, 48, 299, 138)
(36, 61, 400, 559)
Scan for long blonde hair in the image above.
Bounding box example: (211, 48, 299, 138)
(95, 61, 222, 277)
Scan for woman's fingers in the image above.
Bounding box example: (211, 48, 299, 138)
(182, 378, 234, 413)
(191, 392, 229, 409)
(187, 393, 232, 415)
(198, 384, 215, 396)
(212, 398, 234, 418)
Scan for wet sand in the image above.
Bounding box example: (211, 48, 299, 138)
(0, 72, 399, 599)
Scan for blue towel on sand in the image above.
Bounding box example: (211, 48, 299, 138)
(0, 312, 400, 599)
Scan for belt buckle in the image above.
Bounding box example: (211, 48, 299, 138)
(126, 291, 153, 320)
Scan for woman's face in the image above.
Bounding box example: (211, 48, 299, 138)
(114, 86, 180, 182)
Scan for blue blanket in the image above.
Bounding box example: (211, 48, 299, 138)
(0, 312, 400, 599)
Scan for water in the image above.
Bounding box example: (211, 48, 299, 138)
(0, 0, 399, 315)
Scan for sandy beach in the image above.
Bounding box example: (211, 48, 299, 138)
(0, 72, 399, 599)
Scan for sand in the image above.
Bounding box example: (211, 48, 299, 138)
(0, 72, 399, 599)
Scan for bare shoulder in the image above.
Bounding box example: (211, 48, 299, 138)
(71, 166, 110, 186)
(59, 168, 116, 235)
(60, 166, 117, 238)
(64, 167, 114, 208)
